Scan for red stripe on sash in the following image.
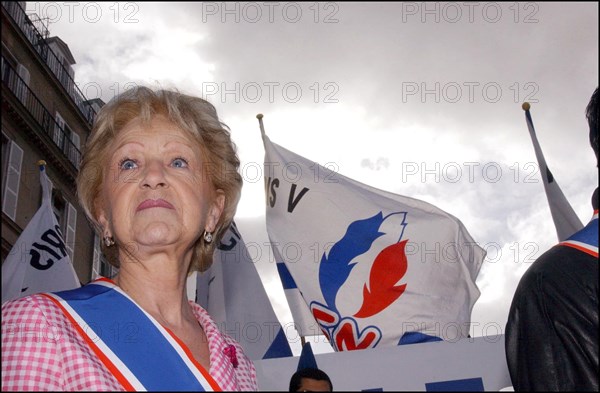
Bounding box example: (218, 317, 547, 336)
(41, 293, 136, 391)
(560, 242, 599, 258)
(162, 326, 222, 391)
(96, 276, 116, 285)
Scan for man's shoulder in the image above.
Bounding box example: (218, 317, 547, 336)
(528, 243, 595, 271)
(518, 244, 598, 291)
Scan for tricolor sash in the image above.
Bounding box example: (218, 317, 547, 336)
(42, 278, 221, 391)
(559, 210, 599, 258)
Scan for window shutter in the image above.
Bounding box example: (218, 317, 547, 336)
(71, 131, 80, 150)
(66, 64, 75, 94)
(70, 131, 81, 166)
(53, 111, 65, 149)
(16, 64, 29, 103)
(65, 202, 77, 261)
(92, 235, 101, 280)
(2, 140, 23, 220)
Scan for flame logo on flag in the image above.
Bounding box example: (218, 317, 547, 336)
(310, 211, 408, 351)
(353, 239, 408, 318)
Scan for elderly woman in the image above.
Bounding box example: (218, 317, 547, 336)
(1, 87, 257, 391)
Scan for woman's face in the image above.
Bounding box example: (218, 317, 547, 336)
(96, 114, 223, 257)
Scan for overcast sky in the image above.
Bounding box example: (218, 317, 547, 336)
(29, 1, 598, 355)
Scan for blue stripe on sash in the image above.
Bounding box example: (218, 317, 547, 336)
(566, 218, 598, 249)
(56, 283, 210, 391)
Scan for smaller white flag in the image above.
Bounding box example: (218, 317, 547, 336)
(524, 105, 583, 241)
(2, 165, 80, 304)
(196, 222, 293, 360)
(275, 249, 324, 338)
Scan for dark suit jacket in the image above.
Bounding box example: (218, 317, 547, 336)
(505, 244, 598, 391)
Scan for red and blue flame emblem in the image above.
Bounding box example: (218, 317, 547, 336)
(310, 211, 409, 351)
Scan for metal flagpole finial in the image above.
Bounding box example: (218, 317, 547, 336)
(256, 113, 266, 137)
(37, 160, 47, 170)
(522, 102, 531, 111)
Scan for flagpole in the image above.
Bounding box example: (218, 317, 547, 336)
(522, 102, 583, 240)
(37, 159, 50, 200)
(256, 113, 266, 138)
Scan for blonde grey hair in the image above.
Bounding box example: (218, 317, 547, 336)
(77, 86, 242, 272)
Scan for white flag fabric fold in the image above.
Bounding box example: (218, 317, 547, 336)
(524, 107, 583, 241)
(196, 222, 292, 360)
(2, 166, 80, 304)
(275, 247, 323, 337)
(263, 133, 485, 350)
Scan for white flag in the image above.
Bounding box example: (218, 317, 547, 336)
(196, 222, 292, 359)
(2, 166, 80, 304)
(263, 132, 485, 351)
(524, 106, 583, 241)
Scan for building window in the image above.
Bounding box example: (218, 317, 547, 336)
(1, 44, 30, 104)
(1, 44, 17, 84)
(52, 111, 80, 165)
(63, 123, 80, 164)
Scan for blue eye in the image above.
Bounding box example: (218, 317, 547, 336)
(119, 159, 138, 170)
(172, 157, 188, 168)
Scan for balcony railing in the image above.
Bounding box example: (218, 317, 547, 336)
(2, 55, 81, 169)
(1, 1, 96, 125)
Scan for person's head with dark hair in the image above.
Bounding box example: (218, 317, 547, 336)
(289, 368, 333, 392)
(586, 87, 599, 211)
(586, 87, 599, 166)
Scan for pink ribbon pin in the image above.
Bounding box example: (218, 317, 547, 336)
(224, 345, 238, 368)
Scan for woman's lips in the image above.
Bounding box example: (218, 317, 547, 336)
(136, 198, 175, 212)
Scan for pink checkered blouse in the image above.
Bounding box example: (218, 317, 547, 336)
(1, 291, 258, 391)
